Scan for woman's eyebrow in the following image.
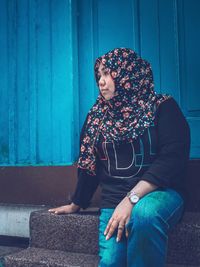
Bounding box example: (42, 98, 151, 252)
(97, 68, 104, 76)
(99, 65, 106, 72)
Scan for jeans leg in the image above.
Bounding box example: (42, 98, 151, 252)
(126, 188, 184, 267)
(98, 209, 127, 267)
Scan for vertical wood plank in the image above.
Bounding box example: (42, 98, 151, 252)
(36, 0, 53, 164)
(77, 0, 99, 128)
(8, 0, 17, 165)
(51, 0, 78, 163)
(182, 0, 200, 112)
(16, 0, 30, 163)
(29, 0, 37, 164)
(0, 0, 9, 164)
(139, 0, 161, 92)
(158, 0, 180, 101)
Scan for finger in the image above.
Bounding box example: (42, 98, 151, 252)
(48, 208, 57, 213)
(125, 217, 131, 238)
(106, 220, 118, 240)
(104, 217, 114, 235)
(48, 206, 66, 214)
(125, 228, 129, 238)
(116, 224, 125, 242)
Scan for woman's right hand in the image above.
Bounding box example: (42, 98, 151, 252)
(48, 202, 80, 215)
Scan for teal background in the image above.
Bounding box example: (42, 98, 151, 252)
(0, 0, 199, 166)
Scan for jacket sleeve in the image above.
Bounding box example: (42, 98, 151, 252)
(71, 168, 100, 209)
(140, 97, 190, 188)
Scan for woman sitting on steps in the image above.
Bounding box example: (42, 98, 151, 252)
(49, 47, 190, 267)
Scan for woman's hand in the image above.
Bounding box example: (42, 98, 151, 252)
(104, 196, 133, 242)
(48, 202, 80, 214)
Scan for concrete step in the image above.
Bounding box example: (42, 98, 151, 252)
(4, 247, 99, 267)
(30, 209, 99, 255)
(167, 212, 200, 266)
(0, 246, 24, 267)
(29, 209, 200, 266)
(3, 247, 199, 267)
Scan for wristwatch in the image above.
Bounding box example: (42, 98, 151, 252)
(127, 191, 140, 204)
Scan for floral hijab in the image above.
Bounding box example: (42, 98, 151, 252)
(78, 48, 170, 175)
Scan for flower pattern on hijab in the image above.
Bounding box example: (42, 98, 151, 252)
(78, 48, 170, 175)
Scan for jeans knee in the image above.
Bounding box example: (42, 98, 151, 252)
(131, 203, 162, 233)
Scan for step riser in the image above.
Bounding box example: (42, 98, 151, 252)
(0, 205, 46, 238)
(30, 211, 99, 254)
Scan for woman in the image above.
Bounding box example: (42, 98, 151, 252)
(49, 48, 190, 267)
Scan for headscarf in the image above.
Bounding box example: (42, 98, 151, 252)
(78, 48, 170, 175)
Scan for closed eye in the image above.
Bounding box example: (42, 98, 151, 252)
(97, 67, 110, 78)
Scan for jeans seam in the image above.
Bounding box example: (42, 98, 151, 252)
(165, 200, 184, 224)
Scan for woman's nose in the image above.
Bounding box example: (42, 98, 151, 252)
(99, 77, 105, 87)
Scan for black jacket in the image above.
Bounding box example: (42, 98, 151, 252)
(72, 98, 190, 208)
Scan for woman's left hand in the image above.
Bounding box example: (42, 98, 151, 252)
(104, 196, 134, 242)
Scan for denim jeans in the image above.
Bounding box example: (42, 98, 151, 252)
(98, 188, 184, 267)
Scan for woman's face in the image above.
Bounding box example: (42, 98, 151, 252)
(98, 63, 116, 100)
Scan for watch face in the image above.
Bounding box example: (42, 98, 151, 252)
(130, 194, 139, 204)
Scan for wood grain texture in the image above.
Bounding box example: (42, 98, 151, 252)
(0, 0, 199, 166)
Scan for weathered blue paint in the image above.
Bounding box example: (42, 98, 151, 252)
(0, 0, 9, 165)
(177, 0, 200, 157)
(0, 0, 199, 166)
(78, 0, 140, 126)
(78, 0, 200, 159)
(0, 0, 78, 166)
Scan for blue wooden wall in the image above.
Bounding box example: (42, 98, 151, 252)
(0, 0, 199, 166)
(0, 0, 79, 166)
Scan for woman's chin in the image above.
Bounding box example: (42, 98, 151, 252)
(102, 94, 115, 101)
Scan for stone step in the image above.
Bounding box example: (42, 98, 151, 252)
(4, 247, 99, 267)
(3, 247, 199, 267)
(167, 212, 200, 266)
(29, 209, 200, 266)
(0, 246, 24, 267)
(30, 209, 99, 255)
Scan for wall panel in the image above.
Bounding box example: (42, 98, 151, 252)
(177, 0, 200, 157)
(78, 0, 200, 158)
(0, 0, 78, 166)
(0, 0, 9, 164)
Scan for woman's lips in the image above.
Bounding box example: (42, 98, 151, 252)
(101, 89, 108, 93)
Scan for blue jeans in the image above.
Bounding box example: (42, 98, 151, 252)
(98, 188, 184, 267)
